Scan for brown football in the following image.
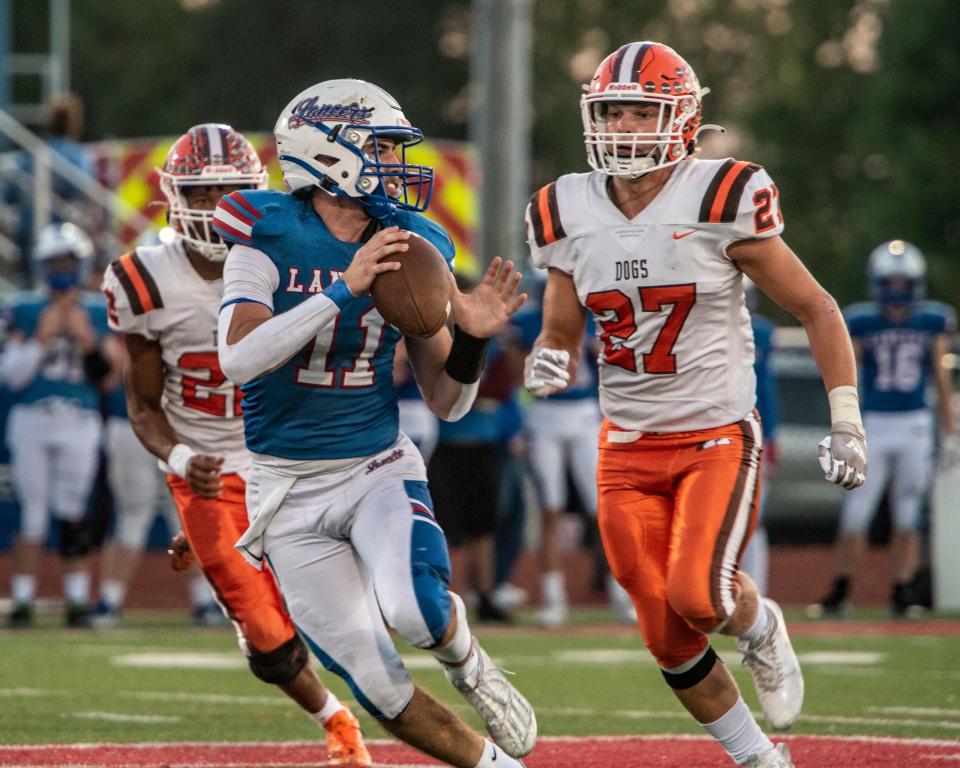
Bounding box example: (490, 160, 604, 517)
(370, 231, 451, 337)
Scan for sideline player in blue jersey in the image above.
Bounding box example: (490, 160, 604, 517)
(1, 223, 112, 628)
(213, 80, 534, 768)
(809, 240, 956, 617)
(740, 279, 781, 596)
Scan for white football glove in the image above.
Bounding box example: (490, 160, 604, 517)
(524, 347, 570, 397)
(938, 434, 960, 472)
(818, 422, 867, 490)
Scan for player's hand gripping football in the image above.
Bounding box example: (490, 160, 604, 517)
(524, 347, 571, 397)
(818, 422, 867, 490)
(168, 531, 194, 571)
(448, 257, 526, 338)
(186, 454, 224, 498)
(341, 226, 406, 296)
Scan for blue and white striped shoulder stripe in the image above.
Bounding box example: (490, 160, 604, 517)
(213, 191, 262, 246)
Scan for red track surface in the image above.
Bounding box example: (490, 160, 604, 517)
(2, 736, 958, 767)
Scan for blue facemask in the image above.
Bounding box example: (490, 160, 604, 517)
(45, 271, 80, 292)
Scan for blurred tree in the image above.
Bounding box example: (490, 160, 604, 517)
(526, 0, 960, 310)
(68, 0, 470, 140)
(9, 0, 958, 308)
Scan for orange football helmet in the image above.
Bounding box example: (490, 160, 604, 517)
(581, 42, 715, 178)
(158, 124, 267, 261)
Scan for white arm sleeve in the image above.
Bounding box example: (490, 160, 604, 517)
(442, 379, 480, 422)
(220, 244, 279, 309)
(218, 246, 357, 386)
(1, 340, 44, 390)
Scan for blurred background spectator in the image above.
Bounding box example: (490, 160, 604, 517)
(2, 222, 110, 627)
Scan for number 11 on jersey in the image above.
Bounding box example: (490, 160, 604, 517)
(295, 307, 386, 389)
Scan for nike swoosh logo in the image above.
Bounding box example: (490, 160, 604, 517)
(492, 746, 498, 760)
(672, 230, 696, 239)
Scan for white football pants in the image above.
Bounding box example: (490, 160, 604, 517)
(526, 398, 601, 512)
(839, 409, 934, 534)
(251, 433, 452, 720)
(6, 401, 103, 540)
(105, 416, 179, 548)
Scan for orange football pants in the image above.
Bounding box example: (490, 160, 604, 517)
(597, 415, 762, 670)
(167, 473, 296, 655)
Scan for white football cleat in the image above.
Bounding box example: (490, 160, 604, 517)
(443, 638, 537, 757)
(607, 575, 637, 624)
(743, 743, 795, 768)
(534, 603, 569, 627)
(737, 598, 804, 731)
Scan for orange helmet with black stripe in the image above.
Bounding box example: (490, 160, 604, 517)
(581, 42, 715, 178)
(158, 124, 267, 261)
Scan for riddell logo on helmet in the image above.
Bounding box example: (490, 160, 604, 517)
(288, 96, 375, 129)
(201, 165, 239, 175)
(608, 83, 641, 91)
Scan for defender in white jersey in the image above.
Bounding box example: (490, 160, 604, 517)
(100, 124, 369, 767)
(524, 42, 868, 768)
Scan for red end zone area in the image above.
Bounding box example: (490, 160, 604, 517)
(2, 735, 958, 767)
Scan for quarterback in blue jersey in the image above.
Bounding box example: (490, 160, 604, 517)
(214, 79, 534, 768)
(1, 223, 113, 628)
(810, 240, 956, 617)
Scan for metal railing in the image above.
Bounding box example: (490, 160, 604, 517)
(0, 107, 155, 285)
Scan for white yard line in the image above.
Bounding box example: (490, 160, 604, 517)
(63, 711, 181, 724)
(869, 707, 960, 718)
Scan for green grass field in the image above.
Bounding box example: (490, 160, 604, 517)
(1, 608, 958, 746)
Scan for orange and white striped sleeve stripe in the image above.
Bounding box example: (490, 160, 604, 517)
(108, 251, 163, 316)
(527, 182, 568, 248)
(697, 160, 762, 224)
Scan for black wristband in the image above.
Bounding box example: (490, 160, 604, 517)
(83, 349, 111, 383)
(444, 324, 490, 384)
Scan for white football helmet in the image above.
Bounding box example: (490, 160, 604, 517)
(274, 79, 433, 216)
(33, 222, 94, 291)
(34, 222, 93, 263)
(868, 239, 926, 306)
(158, 124, 267, 262)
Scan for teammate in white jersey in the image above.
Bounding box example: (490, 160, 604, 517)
(100, 124, 369, 766)
(523, 41, 867, 768)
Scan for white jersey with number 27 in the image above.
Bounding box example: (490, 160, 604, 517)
(101, 242, 248, 473)
(526, 157, 785, 434)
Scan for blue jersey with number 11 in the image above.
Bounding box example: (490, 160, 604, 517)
(214, 190, 455, 461)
